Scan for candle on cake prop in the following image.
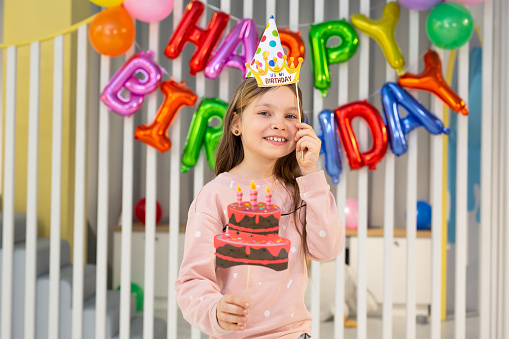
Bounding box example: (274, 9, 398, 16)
(214, 181, 291, 299)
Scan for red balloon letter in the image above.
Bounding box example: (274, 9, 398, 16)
(165, 0, 229, 75)
(135, 80, 197, 153)
(398, 49, 468, 115)
(334, 101, 388, 170)
(279, 29, 305, 66)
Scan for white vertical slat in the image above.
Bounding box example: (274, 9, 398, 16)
(1, 45, 17, 339)
(72, 25, 88, 339)
(244, 0, 253, 18)
(95, 54, 111, 339)
(455, 43, 469, 339)
(168, 1, 183, 337)
(406, 9, 419, 339)
(192, 0, 207, 202)
(0, 47, 3, 198)
(480, 1, 493, 337)
(503, 0, 509, 336)
(490, 0, 501, 335)
(24, 41, 40, 339)
(144, 21, 160, 339)
(119, 39, 136, 339)
(479, 0, 493, 338)
(430, 48, 444, 339)
(357, 1, 370, 338)
(48, 35, 64, 339)
(382, 2, 396, 338)
(311, 1, 324, 337)
(266, 0, 275, 17)
(335, 1, 348, 338)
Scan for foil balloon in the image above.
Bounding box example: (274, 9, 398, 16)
(426, 2, 474, 50)
(90, 0, 123, 7)
(445, 0, 485, 4)
(380, 82, 450, 156)
(204, 19, 258, 79)
(89, 6, 135, 57)
(101, 51, 163, 117)
(279, 28, 305, 66)
(398, 49, 469, 115)
(135, 80, 197, 152)
(398, 0, 442, 10)
(165, 0, 229, 75)
(181, 98, 228, 172)
(351, 2, 405, 74)
(334, 101, 388, 170)
(318, 110, 342, 184)
(309, 20, 359, 97)
(123, 0, 174, 23)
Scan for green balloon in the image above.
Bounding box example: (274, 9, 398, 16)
(309, 19, 359, 98)
(116, 282, 144, 311)
(426, 3, 474, 50)
(181, 98, 227, 172)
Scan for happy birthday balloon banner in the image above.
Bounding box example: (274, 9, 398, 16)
(97, 0, 472, 182)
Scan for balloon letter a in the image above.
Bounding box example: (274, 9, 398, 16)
(380, 82, 450, 156)
(135, 80, 197, 153)
(309, 20, 358, 97)
(181, 98, 228, 172)
(165, 0, 229, 75)
(334, 101, 388, 170)
(205, 19, 258, 79)
(398, 49, 469, 115)
(351, 2, 405, 74)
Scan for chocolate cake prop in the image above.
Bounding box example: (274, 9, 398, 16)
(214, 181, 291, 272)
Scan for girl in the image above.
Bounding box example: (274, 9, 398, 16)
(175, 77, 344, 338)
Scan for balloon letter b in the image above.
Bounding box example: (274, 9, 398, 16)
(101, 51, 163, 117)
(181, 98, 228, 172)
(309, 20, 358, 97)
(334, 101, 388, 170)
(165, 0, 229, 75)
(135, 80, 197, 152)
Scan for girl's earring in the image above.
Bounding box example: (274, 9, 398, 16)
(234, 129, 240, 136)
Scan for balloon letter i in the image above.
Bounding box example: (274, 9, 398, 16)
(135, 80, 197, 153)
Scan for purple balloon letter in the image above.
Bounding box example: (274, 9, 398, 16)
(101, 50, 164, 117)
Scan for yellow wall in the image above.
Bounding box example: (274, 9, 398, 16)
(3, 0, 90, 256)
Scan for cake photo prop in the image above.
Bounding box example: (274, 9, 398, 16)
(214, 182, 291, 272)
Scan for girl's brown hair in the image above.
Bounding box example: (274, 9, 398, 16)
(215, 77, 309, 256)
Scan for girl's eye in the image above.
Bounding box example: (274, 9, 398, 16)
(258, 111, 270, 116)
(286, 114, 298, 119)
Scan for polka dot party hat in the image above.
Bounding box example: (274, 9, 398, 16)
(245, 15, 303, 87)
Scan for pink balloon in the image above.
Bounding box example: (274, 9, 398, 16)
(344, 199, 358, 230)
(204, 19, 258, 79)
(124, 0, 174, 23)
(398, 0, 443, 10)
(101, 50, 164, 117)
(445, 0, 484, 4)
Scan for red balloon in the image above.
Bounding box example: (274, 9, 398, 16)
(135, 79, 197, 152)
(134, 198, 162, 225)
(279, 28, 305, 67)
(398, 49, 468, 115)
(164, 0, 229, 75)
(334, 100, 388, 170)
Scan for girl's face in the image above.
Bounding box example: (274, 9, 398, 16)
(233, 86, 300, 164)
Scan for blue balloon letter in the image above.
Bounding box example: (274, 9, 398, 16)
(318, 109, 342, 184)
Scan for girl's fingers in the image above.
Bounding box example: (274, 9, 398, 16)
(218, 302, 247, 316)
(218, 312, 247, 324)
(218, 320, 245, 331)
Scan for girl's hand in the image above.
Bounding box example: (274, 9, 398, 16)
(217, 294, 250, 331)
(295, 123, 321, 176)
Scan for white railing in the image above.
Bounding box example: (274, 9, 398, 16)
(0, 1, 503, 339)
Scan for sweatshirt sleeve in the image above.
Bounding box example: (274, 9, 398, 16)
(174, 198, 231, 337)
(296, 170, 345, 262)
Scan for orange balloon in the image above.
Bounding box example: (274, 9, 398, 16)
(89, 6, 135, 57)
(398, 49, 469, 115)
(279, 28, 305, 67)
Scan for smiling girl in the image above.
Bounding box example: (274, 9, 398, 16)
(175, 77, 344, 339)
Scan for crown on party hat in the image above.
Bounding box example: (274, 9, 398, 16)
(245, 15, 303, 87)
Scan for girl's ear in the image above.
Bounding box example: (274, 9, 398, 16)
(231, 111, 242, 135)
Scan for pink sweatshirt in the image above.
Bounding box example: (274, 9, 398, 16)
(175, 171, 344, 339)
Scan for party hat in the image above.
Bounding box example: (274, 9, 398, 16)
(245, 15, 303, 87)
